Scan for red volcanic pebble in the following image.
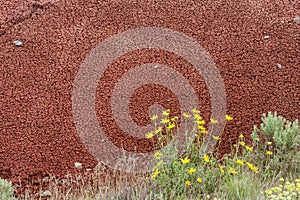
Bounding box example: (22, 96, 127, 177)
(1, 0, 299, 195)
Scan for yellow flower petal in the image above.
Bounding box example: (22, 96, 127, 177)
(183, 113, 191, 118)
(150, 114, 158, 121)
(192, 108, 200, 113)
(160, 118, 170, 124)
(185, 180, 191, 186)
(219, 165, 225, 174)
(266, 151, 273, 155)
(154, 151, 163, 159)
(203, 154, 210, 163)
(212, 135, 221, 141)
(155, 127, 163, 134)
(180, 157, 190, 164)
(236, 159, 244, 165)
(188, 167, 196, 174)
(245, 145, 253, 152)
(225, 115, 233, 121)
(146, 132, 154, 139)
(162, 109, 170, 116)
(229, 167, 238, 175)
(167, 123, 175, 130)
(210, 118, 218, 124)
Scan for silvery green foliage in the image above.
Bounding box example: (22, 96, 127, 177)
(0, 178, 14, 200)
(251, 112, 299, 152)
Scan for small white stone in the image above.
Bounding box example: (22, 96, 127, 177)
(154, 65, 159, 69)
(277, 64, 282, 69)
(293, 16, 300, 23)
(40, 190, 52, 197)
(75, 162, 82, 168)
(263, 35, 270, 39)
(13, 40, 23, 46)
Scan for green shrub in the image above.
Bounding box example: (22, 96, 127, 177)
(251, 112, 300, 178)
(0, 177, 14, 200)
(251, 111, 299, 153)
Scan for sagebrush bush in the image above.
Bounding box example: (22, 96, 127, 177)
(0, 177, 14, 200)
(251, 111, 299, 153)
(251, 112, 300, 176)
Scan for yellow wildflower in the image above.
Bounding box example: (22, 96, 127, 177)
(197, 120, 206, 125)
(192, 108, 201, 113)
(151, 169, 159, 179)
(154, 151, 163, 160)
(225, 115, 233, 121)
(203, 154, 210, 163)
(219, 165, 225, 174)
(180, 157, 190, 164)
(239, 141, 245, 147)
(239, 133, 244, 139)
(185, 180, 191, 186)
(198, 125, 207, 133)
(197, 177, 202, 183)
(150, 114, 158, 121)
(146, 132, 154, 139)
(251, 166, 259, 174)
(236, 159, 244, 165)
(183, 113, 191, 118)
(229, 167, 238, 175)
(246, 162, 259, 173)
(267, 142, 272, 145)
(188, 167, 196, 175)
(156, 160, 163, 167)
(170, 116, 178, 121)
(266, 151, 273, 155)
(212, 135, 221, 141)
(155, 127, 162, 134)
(160, 118, 170, 124)
(210, 118, 218, 124)
(162, 109, 170, 116)
(167, 123, 175, 130)
(193, 113, 202, 121)
(245, 145, 253, 152)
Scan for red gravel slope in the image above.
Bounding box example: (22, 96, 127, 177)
(1, 0, 299, 184)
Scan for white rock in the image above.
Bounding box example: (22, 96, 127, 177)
(75, 162, 82, 168)
(263, 35, 270, 39)
(293, 16, 300, 23)
(40, 190, 52, 197)
(13, 40, 23, 46)
(277, 64, 282, 69)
